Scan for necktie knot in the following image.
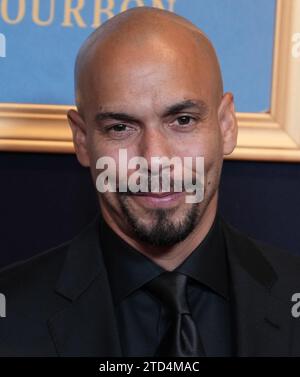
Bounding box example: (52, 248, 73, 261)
(144, 271, 190, 316)
(144, 271, 205, 357)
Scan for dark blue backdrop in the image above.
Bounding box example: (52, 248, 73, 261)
(0, 152, 299, 269)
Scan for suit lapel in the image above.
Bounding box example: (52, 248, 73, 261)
(222, 218, 293, 356)
(47, 215, 123, 356)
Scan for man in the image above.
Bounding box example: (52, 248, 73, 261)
(1, 6, 300, 357)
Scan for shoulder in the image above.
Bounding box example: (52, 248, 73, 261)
(255, 238, 300, 279)
(221, 216, 300, 280)
(0, 240, 70, 293)
(0, 217, 103, 355)
(0, 240, 72, 352)
(0, 214, 100, 293)
(0, 215, 101, 316)
(0, 240, 72, 323)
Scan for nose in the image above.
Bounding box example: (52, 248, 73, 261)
(138, 126, 173, 171)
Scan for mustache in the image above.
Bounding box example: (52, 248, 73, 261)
(116, 176, 198, 194)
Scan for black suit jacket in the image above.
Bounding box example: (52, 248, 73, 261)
(0, 215, 300, 357)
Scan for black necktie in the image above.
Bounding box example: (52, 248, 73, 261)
(144, 271, 206, 357)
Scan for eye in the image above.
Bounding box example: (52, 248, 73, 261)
(176, 116, 193, 125)
(110, 124, 128, 132)
(172, 115, 197, 128)
(105, 123, 136, 140)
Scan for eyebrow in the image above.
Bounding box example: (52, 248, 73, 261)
(95, 111, 139, 124)
(162, 99, 209, 118)
(94, 99, 209, 123)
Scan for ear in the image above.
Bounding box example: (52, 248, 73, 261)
(217, 92, 238, 155)
(67, 109, 90, 167)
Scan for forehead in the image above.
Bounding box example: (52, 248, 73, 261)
(79, 29, 218, 111)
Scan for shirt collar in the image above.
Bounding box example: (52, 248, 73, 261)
(100, 218, 164, 305)
(100, 211, 229, 306)
(175, 212, 229, 300)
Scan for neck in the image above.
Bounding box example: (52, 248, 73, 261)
(101, 193, 218, 271)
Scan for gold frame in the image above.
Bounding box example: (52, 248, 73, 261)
(0, 0, 299, 161)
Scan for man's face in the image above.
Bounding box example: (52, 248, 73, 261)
(70, 29, 237, 247)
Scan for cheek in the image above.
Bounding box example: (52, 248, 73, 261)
(204, 148, 223, 194)
(87, 128, 113, 160)
(184, 131, 223, 189)
(202, 127, 223, 169)
(86, 139, 120, 189)
(176, 132, 222, 165)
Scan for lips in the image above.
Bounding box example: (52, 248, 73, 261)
(132, 192, 176, 198)
(128, 191, 185, 209)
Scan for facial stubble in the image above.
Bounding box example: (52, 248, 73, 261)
(118, 193, 201, 247)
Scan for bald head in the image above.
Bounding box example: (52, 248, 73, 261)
(74, 6, 223, 113)
(68, 7, 237, 252)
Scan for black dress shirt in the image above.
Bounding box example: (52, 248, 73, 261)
(99, 211, 234, 357)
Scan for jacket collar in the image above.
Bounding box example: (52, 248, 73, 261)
(48, 214, 123, 356)
(54, 215, 105, 301)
